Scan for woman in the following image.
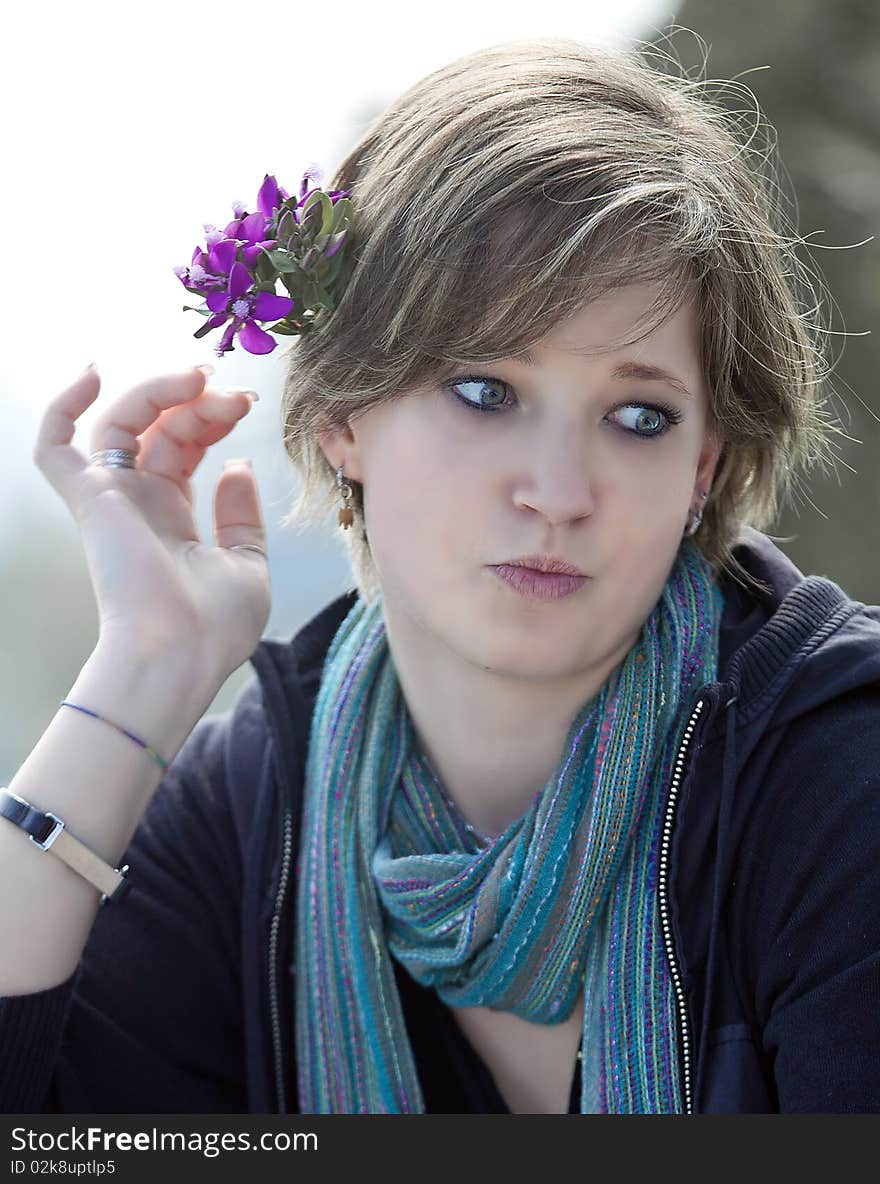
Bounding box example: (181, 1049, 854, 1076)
(2, 36, 879, 1115)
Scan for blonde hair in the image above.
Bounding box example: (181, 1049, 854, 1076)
(279, 34, 847, 604)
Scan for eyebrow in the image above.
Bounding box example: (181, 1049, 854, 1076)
(515, 351, 693, 399)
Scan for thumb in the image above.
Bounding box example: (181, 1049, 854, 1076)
(214, 459, 267, 552)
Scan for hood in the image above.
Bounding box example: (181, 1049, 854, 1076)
(689, 526, 880, 1109)
(716, 526, 880, 733)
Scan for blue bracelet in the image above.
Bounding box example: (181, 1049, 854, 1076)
(59, 701, 169, 771)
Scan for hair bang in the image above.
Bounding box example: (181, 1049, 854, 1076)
(392, 200, 702, 371)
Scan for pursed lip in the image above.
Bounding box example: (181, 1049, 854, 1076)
(493, 554, 588, 577)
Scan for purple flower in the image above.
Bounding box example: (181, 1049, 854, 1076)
(202, 261, 295, 356)
(214, 174, 289, 265)
(215, 211, 277, 271)
(175, 169, 354, 354)
(173, 236, 238, 294)
(258, 173, 290, 217)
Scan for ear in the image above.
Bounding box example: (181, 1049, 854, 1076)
(316, 418, 366, 483)
(695, 429, 723, 497)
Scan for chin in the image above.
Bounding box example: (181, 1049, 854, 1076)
(454, 621, 579, 679)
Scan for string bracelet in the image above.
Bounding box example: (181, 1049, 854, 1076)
(59, 701, 169, 771)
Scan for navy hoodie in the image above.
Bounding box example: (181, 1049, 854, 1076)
(2, 526, 880, 1114)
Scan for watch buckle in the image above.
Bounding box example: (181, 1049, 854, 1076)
(30, 812, 65, 851)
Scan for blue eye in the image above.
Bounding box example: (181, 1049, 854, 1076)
(613, 403, 682, 438)
(445, 375, 512, 412)
(442, 374, 684, 441)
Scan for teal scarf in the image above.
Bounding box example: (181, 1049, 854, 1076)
(295, 538, 725, 1112)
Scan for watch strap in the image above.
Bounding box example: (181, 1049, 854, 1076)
(0, 787, 131, 904)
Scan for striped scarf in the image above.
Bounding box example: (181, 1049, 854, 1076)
(295, 538, 725, 1112)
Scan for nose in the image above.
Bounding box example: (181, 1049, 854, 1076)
(511, 429, 596, 526)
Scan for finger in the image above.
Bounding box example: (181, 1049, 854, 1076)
(33, 366, 103, 502)
(89, 366, 212, 457)
(137, 387, 256, 484)
(213, 460, 267, 552)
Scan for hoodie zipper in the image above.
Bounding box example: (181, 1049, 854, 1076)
(268, 806, 294, 1114)
(657, 692, 710, 1116)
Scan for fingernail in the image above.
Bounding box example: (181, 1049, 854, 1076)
(224, 457, 252, 470)
(82, 362, 97, 375)
(242, 389, 260, 403)
(196, 363, 215, 377)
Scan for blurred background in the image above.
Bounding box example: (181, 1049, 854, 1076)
(1, 0, 877, 782)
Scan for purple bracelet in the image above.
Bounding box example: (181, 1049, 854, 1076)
(58, 700, 169, 771)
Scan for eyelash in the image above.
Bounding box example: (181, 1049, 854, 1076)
(442, 375, 684, 441)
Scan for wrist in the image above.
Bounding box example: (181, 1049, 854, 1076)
(82, 638, 220, 765)
(93, 629, 220, 691)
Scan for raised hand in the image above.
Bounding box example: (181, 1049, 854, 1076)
(33, 364, 272, 684)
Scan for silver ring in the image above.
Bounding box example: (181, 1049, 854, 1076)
(228, 544, 267, 557)
(91, 448, 138, 469)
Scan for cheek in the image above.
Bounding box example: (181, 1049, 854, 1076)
(359, 418, 467, 571)
(624, 442, 692, 498)
(607, 468, 692, 599)
(611, 441, 696, 558)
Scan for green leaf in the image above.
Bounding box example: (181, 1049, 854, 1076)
(255, 252, 276, 282)
(277, 209, 295, 242)
(318, 192, 334, 237)
(299, 190, 323, 229)
(309, 258, 329, 285)
(301, 246, 321, 272)
(193, 320, 216, 339)
(322, 253, 346, 287)
(182, 304, 211, 316)
(330, 198, 349, 234)
(266, 248, 300, 274)
(280, 278, 306, 304)
(266, 320, 299, 335)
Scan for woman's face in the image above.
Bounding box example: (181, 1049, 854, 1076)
(321, 281, 722, 683)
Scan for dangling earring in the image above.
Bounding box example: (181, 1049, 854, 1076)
(685, 489, 709, 537)
(337, 464, 354, 530)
